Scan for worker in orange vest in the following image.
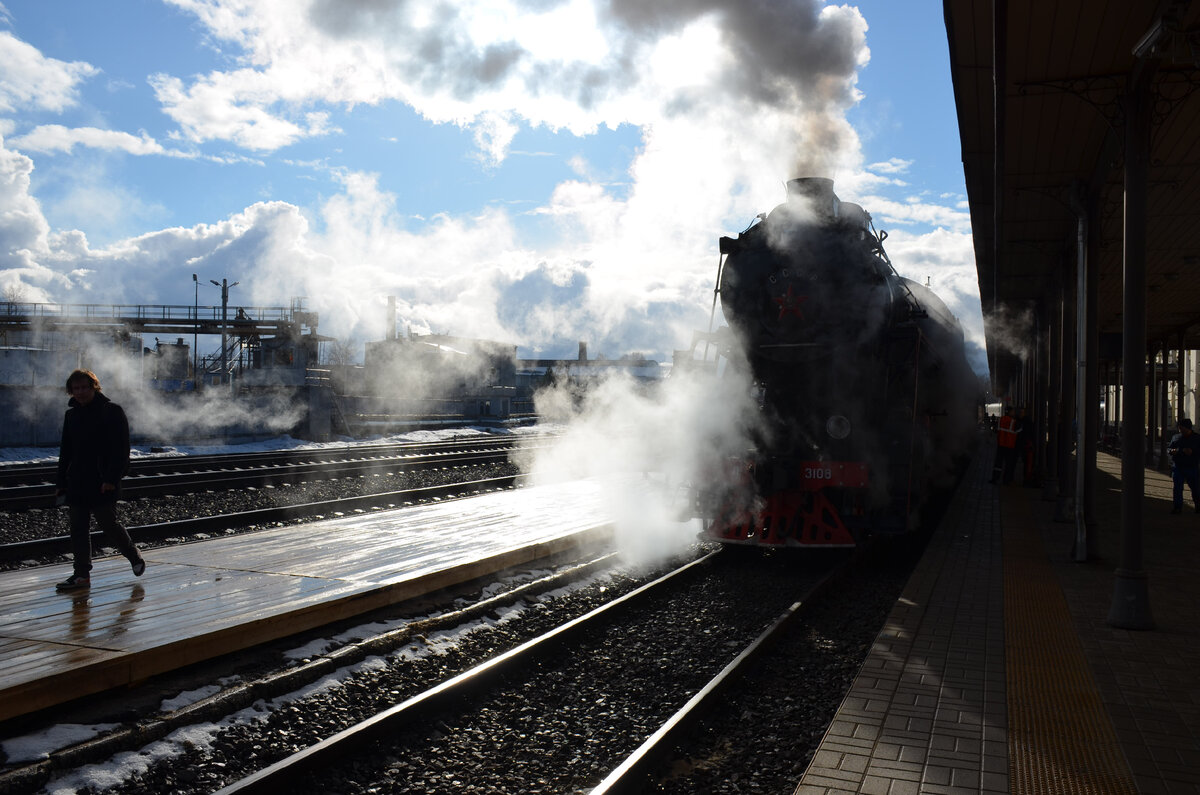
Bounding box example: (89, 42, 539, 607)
(990, 406, 1019, 484)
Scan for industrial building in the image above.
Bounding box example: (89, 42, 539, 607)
(0, 299, 324, 446)
(0, 299, 662, 447)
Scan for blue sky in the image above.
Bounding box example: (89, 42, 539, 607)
(0, 0, 984, 371)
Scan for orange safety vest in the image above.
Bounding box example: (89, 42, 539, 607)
(997, 415, 1018, 448)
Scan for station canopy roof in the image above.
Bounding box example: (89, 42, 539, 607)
(944, 0, 1200, 375)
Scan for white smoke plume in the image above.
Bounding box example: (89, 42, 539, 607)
(983, 303, 1035, 362)
(516, 363, 763, 566)
(0, 0, 879, 363)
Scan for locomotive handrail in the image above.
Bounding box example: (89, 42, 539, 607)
(868, 221, 928, 320)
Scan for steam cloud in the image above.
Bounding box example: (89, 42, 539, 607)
(983, 304, 1035, 362)
(517, 364, 765, 566)
(8, 328, 307, 444)
(0, 0, 884, 363)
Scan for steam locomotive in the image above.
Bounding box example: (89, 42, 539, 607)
(690, 178, 976, 547)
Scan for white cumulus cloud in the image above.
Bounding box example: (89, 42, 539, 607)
(9, 125, 167, 156)
(0, 30, 98, 114)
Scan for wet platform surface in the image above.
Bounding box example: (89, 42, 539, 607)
(0, 480, 616, 723)
(798, 445, 1200, 794)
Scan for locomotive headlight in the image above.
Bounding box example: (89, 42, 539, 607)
(826, 415, 851, 439)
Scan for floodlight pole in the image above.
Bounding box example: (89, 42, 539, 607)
(192, 274, 199, 383)
(210, 278, 240, 385)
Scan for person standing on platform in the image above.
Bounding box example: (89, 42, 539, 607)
(990, 406, 1019, 484)
(54, 369, 146, 591)
(1168, 418, 1200, 514)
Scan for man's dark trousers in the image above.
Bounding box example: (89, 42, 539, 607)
(68, 501, 137, 577)
(1174, 466, 1200, 511)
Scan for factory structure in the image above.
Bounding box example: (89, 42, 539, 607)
(0, 298, 662, 447)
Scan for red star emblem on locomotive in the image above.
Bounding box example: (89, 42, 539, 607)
(773, 284, 807, 320)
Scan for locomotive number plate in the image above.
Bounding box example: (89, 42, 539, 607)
(798, 461, 869, 488)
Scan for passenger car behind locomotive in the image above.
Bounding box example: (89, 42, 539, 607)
(690, 178, 976, 547)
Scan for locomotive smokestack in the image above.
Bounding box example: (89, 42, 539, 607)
(786, 177, 839, 218)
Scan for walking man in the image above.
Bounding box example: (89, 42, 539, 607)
(54, 369, 145, 591)
(1168, 418, 1200, 514)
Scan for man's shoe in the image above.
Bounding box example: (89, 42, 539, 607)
(1171, 506, 1182, 514)
(131, 557, 146, 577)
(56, 574, 90, 591)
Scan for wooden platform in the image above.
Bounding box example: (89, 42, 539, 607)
(0, 481, 618, 723)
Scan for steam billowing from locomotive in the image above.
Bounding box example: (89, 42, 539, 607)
(691, 178, 977, 546)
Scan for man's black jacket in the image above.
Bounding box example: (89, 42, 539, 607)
(56, 392, 130, 505)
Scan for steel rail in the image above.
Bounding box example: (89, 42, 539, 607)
(0, 475, 519, 561)
(0, 552, 623, 794)
(0, 436, 536, 487)
(212, 552, 720, 795)
(589, 560, 849, 794)
(0, 448, 522, 511)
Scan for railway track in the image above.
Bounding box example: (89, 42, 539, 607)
(0, 549, 640, 794)
(0, 436, 539, 512)
(0, 474, 520, 562)
(213, 549, 849, 794)
(0, 440, 947, 793)
(0, 522, 925, 795)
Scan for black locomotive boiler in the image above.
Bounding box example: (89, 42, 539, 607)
(693, 177, 976, 547)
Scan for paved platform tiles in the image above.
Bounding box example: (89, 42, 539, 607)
(0, 480, 618, 723)
(798, 449, 1200, 794)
